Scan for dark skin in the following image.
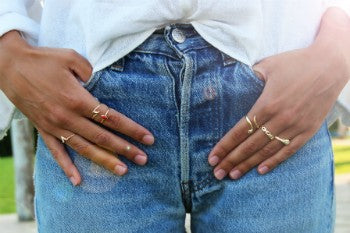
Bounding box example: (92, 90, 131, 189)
(0, 7, 349, 186)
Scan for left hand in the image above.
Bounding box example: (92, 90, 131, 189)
(207, 38, 350, 180)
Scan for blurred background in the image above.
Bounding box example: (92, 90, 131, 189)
(0, 119, 349, 233)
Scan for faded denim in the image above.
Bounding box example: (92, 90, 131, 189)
(34, 23, 335, 233)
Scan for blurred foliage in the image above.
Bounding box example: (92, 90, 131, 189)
(0, 132, 12, 157)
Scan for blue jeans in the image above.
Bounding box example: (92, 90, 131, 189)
(34, 23, 336, 233)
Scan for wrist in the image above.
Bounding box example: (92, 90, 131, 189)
(312, 7, 350, 80)
(0, 30, 33, 81)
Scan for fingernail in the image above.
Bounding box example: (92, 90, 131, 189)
(208, 155, 219, 166)
(229, 170, 242, 179)
(142, 135, 154, 144)
(69, 176, 78, 186)
(259, 165, 269, 174)
(114, 164, 127, 175)
(214, 169, 227, 180)
(134, 154, 147, 165)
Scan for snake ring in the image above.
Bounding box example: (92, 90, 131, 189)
(245, 116, 254, 134)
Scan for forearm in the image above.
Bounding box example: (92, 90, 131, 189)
(313, 7, 350, 80)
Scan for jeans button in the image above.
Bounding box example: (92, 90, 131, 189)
(171, 28, 186, 43)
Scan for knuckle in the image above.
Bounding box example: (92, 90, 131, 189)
(241, 141, 258, 155)
(284, 145, 297, 156)
(67, 97, 84, 111)
(93, 131, 111, 145)
(215, 143, 230, 157)
(262, 102, 278, 117)
(47, 108, 71, 126)
(259, 144, 276, 158)
(109, 113, 122, 129)
(73, 143, 91, 156)
(49, 148, 60, 160)
(237, 162, 252, 173)
(228, 130, 242, 143)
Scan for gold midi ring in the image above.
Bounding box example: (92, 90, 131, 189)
(261, 126, 275, 140)
(275, 136, 291, 146)
(92, 104, 101, 119)
(61, 134, 75, 144)
(245, 116, 254, 134)
(253, 115, 260, 129)
(100, 108, 110, 124)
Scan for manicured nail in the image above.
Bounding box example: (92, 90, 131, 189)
(114, 164, 127, 175)
(229, 170, 242, 180)
(134, 154, 147, 165)
(142, 135, 154, 144)
(258, 165, 269, 174)
(69, 176, 78, 186)
(214, 169, 227, 180)
(208, 155, 219, 166)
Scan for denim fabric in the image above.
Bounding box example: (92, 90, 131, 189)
(34, 23, 335, 233)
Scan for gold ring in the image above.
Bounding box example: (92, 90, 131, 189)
(253, 115, 260, 129)
(61, 134, 75, 144)
(261, 126, 274, 140)
(92, 104, 101, 119)
(100, 108, 110, 124)
(275, 136, 290, 145)
(245, 116, 254, 134)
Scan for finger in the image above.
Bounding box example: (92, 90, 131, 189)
(257, 134, 307, 174)
(228, 127, 298, 180)
(208, 112, 269, 167)
(70, 116, 149, 166)
(228, 139, 282, 179)
(65, 49, 93, 82)
(86, 103, 155, 145)
(38, 128, 82, 186)
(53, 128, 129, 176)
(212, 113, 294, 180)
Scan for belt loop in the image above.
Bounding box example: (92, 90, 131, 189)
(220, 51, 237, 67)
(110, 57, 125, 72)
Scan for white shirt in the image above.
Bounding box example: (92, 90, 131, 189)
(0, 0, 349, 139)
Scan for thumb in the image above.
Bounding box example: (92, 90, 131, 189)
(252, 62, 267, 82)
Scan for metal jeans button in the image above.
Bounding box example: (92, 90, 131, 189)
(171, 28, 186, 43)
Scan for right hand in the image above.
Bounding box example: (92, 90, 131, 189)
(0, 30, 155, 186)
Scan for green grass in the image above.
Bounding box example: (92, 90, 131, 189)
(333, 145, 350, 174)
(0, 157, 15, 214)
(0, 143, 349, 214)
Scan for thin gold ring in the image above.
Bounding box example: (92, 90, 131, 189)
(61, 134, 75, 144)
(261, 126, 274, 140)
(245, 116, 254, 134)
(275, 136, 291, 146)
(92, 104, 101, 119)
(253, 115, 260, 129)
(100, 108, 110, 124)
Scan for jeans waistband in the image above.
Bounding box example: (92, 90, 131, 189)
(132, 23, 214, 59)
(132, 23, 237, 66)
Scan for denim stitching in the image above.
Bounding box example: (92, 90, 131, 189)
(163, 57, 181, 126)
(131, 49, 180, 60)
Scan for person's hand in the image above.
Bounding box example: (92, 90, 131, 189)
(0, 30, 155, 186)
(207, 7, 350, 180)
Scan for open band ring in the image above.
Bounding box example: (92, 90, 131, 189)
(61, 134, 75, 144)
(92, 104, 101, 119)
(101, 108, 110, 124)
(253, 115, 260, 129)
(275, 136, 291, 145)
(245, 116, 254, 134)
(261, 126, 275, 140)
